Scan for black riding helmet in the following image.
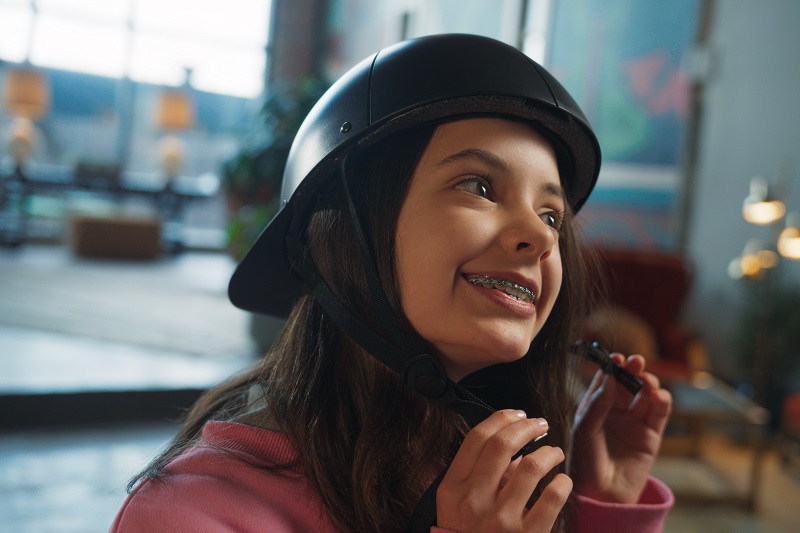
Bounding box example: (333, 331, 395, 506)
(228, 33, 600, 318)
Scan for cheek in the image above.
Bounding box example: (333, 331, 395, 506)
(395, 211, 480, 325)
(398, 208, 486, 272)
(539, 250, 564, 318)
(395, 216, 434, 322)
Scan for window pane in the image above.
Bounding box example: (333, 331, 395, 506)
(190, 47, 265, 98)
(130, 32, 264, 98)
(3, 0, 268, 97)
(32, 15, 127, 78)
(0, 6, 33, 62)
(37, 0, 130, 22)
(135, 0, 268, 47)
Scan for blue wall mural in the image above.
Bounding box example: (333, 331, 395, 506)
(548, 0, 699, 249)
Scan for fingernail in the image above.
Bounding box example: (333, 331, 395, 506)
(534, 417, 548, 428)
(514, 410, 527, 418)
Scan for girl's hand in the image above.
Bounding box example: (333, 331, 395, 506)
(569, 354, 672, 503)
(437, 410, 572, 532)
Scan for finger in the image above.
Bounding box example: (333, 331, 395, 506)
(575, 372, 614, 435)
(499, 456, 523, 489)
(621, 354, 646, 376)
(445, 410, 528, 483)
(645, 388, 672, 435)
(497, 446, 565, 510)
(628, 371, 660, 414)
(628, 375, 672, 433)
(471, 417, 550, 492)
(576, 368, 605, 417)
(639, 370, 661, 391)
(523, 473, 573, 531)
(610, 354, 645, 410)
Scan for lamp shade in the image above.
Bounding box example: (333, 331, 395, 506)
(156, 90, 194, 130)
(3, 67, 50, 120)
(743, 176, 786, 225)
(778, 213, 800, 260)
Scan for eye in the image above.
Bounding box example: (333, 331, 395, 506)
(455, 176, 493, 199)
(540, 210, 564, 230)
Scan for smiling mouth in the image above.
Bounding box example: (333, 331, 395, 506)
(466, 276, 536, 304)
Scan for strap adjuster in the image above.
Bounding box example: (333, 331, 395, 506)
(403, 354, 448, 398)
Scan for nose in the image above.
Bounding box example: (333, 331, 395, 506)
(500, 207, 556, 262)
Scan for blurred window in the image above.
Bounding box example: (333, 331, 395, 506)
(0, 0, 269, 98)
(0, 1, 34, 62)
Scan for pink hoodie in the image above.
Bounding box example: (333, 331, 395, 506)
(112, 421, 672, 532)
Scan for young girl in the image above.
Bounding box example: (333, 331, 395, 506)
(112, 34, 673, 532)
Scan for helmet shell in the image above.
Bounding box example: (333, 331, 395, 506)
(229, 33, 601, 317)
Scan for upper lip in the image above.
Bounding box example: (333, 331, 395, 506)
(463, 271, 540, 301)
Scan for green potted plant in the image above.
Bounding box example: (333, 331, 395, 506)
(222, 78, 327, 257)
(221, 78, 327, 353)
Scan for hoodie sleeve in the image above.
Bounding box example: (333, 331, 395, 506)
(570, 476, 674, 533)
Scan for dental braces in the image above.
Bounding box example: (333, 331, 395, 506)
(467, 276, 536, 303)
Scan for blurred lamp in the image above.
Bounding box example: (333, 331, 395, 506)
(156, 87, 194, 179)
(743, 176, 786, 225)
(3, 67, 50, 120)
(778, 213, 800, 260)
(728, 239, 779, 280)
(9, 118, 36, 165)
(159, 136, 186, 178)
(156, 90, 194, 131)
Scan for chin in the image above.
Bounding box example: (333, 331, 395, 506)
(485, 344, 531, 365)
(444, 341, 532, 381)
(482, 328, 536, 362)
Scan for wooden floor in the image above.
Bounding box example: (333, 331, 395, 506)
(655, 433, 800, 532)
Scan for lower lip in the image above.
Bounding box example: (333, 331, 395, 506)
(464, 278, 537, 319)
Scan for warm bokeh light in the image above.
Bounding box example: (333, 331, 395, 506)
(740, 254, 762, 278)
(742, 176, 786, 225)
(9, 117, 37, 164)
(728, 239, 781, 280)
(778, 222, 800, 260)
(159, 135, 186, 177)
(743, 199, 786, 225)
(757, 249, 779, 269)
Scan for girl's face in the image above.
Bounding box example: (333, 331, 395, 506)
(395, 118, 564, 382)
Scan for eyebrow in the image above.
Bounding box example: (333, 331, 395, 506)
(436, 148, 510, 174)
(437, 148, 564, 200)
(541, 181, 565, 200)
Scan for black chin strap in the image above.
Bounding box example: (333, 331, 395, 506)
(286, 234, 495, 427)
(285, 155, 498, 531)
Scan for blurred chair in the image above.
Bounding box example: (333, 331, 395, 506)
(73, 162, 122, 196)
(779, 392, 800, 471)
(583, 246, 708, 382)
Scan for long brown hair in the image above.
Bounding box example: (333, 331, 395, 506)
(130, 120, 594, 532)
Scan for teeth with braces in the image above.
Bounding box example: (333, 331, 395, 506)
(467, 276, 536, 303)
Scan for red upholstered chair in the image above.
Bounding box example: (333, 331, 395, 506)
(779, 393, 800, 470)
(583, 246, 708, 382)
